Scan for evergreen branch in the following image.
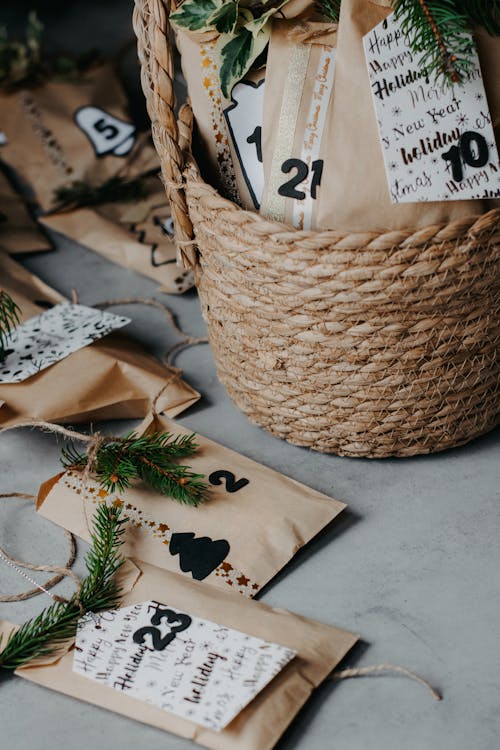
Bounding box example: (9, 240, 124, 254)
(53, 176, 147, 211)
(394, 0, 481, 85)
(0, 504, 126, 671)
(0, 290, 20, 362)
(316, 0, 341, 23)
(454, 0, 500, 36)
(61, 430, 209, 506)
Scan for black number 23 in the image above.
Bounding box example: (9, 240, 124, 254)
(133, 606, 192, 651)
(278, 158, 324, 200)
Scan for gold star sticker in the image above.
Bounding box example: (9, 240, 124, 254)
(113, 499, 123, 508)
(237, 575, 249, 587)
(158, 523, 170, 533)
(98, 489, 108, 499)
(220, 562, 233, 573)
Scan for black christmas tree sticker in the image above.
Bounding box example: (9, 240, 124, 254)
(169, 532, 230, 580)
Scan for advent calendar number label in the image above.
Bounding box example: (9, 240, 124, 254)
(133, 604, 192, 651)
(442, 131, 489, 182)
(364, 13, 500, 203)
(74, 106, 136, 157)
(223, 79, 265, 208)
(208, 470, 250, 493)
(278, 159, 324, 201)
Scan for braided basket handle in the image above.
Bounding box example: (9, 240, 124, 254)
(133, 0, 197, 268)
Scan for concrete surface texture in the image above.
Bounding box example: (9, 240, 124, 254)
(1, 3, 499, 749)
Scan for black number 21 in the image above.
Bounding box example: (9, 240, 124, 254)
(278, 158, 324, 200)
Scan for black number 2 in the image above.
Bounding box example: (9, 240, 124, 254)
(278, 158, 324, 200)
(442, 130, 489, 182)
(133, 607, 192, 651)
(209, 470, 250, 493)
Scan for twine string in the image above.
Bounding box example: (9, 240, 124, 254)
(331, 663, 441, 701)
(0, 492, 78, 604)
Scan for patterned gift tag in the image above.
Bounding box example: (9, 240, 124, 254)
(73, 600, 295, 731)
(0, 303, 130, 383)
(364, 13, 500, 203)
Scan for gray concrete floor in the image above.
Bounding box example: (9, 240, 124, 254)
(1, 3, 500, 749)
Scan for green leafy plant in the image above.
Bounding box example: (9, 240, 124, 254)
(61, 430, 209, 506)
(171, 0, 288, 98)
(0, 290, 20, 361)
(0, 11, 43, 87)
(0, 503, 126, 671)
(394, 0, 500, 85)
(0, 11, 99, 89)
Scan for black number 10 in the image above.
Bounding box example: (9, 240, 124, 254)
(442, 131, 489, 182)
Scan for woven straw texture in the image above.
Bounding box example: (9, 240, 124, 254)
(133, 0, 500, 457)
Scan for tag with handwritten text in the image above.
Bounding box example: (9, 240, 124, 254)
(0, 303, 130, 383)
(73, 601, 295, 731)
(364, 13, 500, 203)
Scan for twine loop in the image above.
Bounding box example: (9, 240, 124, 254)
(0, 492, 78, 604)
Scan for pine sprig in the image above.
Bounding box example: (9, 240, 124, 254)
(0, 504, 126, 671)
(316, 0, 341, 23)
(61, 430, 208, 506)
(53, 176, 147, 211)
(0, 290, 20, 362)
(393, 0, 497, 85)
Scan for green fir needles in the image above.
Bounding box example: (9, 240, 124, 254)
(0, 290, 20, 361)
(0, 503, 126, 671)
(316, 0, 342, 23)
(53, 176, 147, 211)
(61, 430, 209, 506)
(394, 0, 500, 85)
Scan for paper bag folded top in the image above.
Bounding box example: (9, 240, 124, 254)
(0, 64, 159, 213)
(0, 255, 199, 425)
(38, 413, 345, 597)
(40, 175, 194, 294)
(316, 0, 500, 232)
(6, 560, 358, 750)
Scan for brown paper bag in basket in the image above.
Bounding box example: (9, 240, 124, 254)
(0, 64, 159, 213)
(0, 254, 199, 426)
(260, 20, 338, 229)
(37, 411, 345, 597)
(2, 560, 358, 749)
(40, 175, 194, 294)
(0, 169, 52, 254)
(303, 0, 500, 231)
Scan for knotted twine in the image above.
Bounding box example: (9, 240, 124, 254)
(0, 297, 440, 700)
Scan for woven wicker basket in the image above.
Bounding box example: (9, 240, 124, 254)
(133, 0, 500, 458)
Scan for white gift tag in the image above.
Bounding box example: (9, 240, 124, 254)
(74, 106, 136, 157)
(364, 13, 500, 203)
(73, 600, 296, 731)
(224, 79, 265, 209)
(0, 303, 130, 383)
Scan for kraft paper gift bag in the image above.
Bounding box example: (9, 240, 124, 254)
(307, 0, 500, 232)
(37, 411, 345, 597)
(40, 175, 194, 294)
(175, 29, 266, 210)
(0, 254, 199, 426)
(0, 64, 159, 213)
(3, 560, 358, 749)
(173, 0, 314, 210)
(0, 170, 52, 253)
(261, 20, 338, 229)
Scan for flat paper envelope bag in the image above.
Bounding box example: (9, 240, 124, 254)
(0, 255, 199, 425)
(10, 561, 359, 750)
(37, 413, 345, 596)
